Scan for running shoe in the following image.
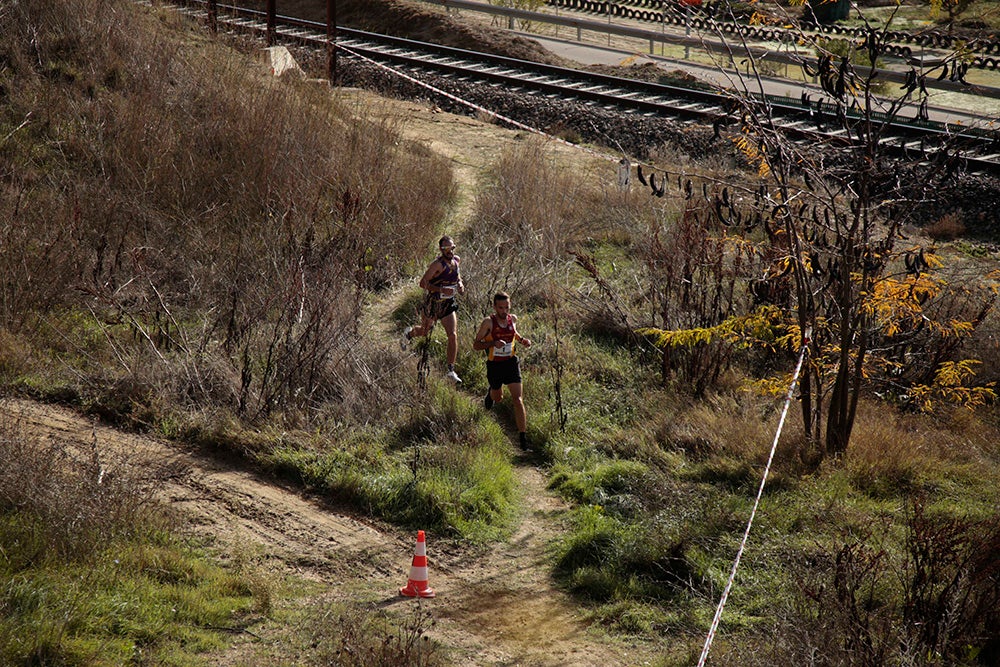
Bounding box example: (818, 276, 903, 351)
(445, 370, 462, 384)
(400, 326, 413, 351)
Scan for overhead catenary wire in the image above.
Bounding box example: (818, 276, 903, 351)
(696, 328, 811, 667)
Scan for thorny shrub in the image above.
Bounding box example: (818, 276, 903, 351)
(0, 406, 173, 562)
(727, 497, 1000, 666)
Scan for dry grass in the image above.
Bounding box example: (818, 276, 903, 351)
(658, 389, 999, 495)
(461, 139, 620, 314)
(306, 602, 445, 667)
(924, 212, 968, 241)
(1, 0, 453, 428)
(0, 404, 173, 561)
(667, 393, 773, 459)
(845, 398, 1000, 496)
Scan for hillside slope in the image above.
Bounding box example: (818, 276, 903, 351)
(4, 86, 661, 664)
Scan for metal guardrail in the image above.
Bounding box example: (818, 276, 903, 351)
(417, 0, 1000, 102)
(544, 0, 1000, 57)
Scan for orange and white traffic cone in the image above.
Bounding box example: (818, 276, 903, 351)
(399, 530, 436, 598)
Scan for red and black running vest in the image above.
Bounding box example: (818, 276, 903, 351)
(487, 313, 516, 362)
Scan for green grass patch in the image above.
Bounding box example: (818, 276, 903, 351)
(261, 383, 519, 542)
(549, 458, 648, 504)
(553, 505, 709, 604)
(0, 516, 262, 666)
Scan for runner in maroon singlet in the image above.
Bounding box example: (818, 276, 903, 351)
(401, 236, 465, 383)
(473, 292, 533, 448)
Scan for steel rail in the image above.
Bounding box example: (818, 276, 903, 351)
(162, 0, 1000, 175)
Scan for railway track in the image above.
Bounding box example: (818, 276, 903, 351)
(162, 1, 1000, 176)
(543, 0, 1000, 69)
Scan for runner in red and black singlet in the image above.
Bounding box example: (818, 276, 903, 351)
(473, 291, 533, 449)
(486, 312, 516, 362)
(400, 235, 465, 384)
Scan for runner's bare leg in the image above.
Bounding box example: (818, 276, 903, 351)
(508, 382, 526, 433)
(440, 311, 458, 366)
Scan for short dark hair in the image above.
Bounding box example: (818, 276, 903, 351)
(439, 235, 455, 249)
(493, 291, 510, 304)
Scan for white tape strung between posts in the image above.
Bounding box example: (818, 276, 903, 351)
(696, 331, 811, 667)
(333, 43, 620, 164)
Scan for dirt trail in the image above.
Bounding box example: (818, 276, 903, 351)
(5, 391, 649, 665)
(329, 89, 653, 665)
(4, 93, 657, 665)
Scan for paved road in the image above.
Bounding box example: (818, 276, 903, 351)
(517, 31, 999, 128)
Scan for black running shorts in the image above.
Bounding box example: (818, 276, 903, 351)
(486, 356, 522, 389)
(420, 293, 458, 321)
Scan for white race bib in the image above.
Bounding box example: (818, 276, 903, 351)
(494, 341, 513, 358)
(438, 284, 458, 299)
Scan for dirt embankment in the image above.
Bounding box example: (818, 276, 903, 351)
(4, 384, 649, 665)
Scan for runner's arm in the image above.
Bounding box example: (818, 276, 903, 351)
(472, 319, 493, 350)
(418, 262, 443, 293)
(511, 315, 531, 347)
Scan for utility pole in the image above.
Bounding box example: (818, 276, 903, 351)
(685, 4, 691, 60)
(266, 0, 276, 46)
(327, 0, 338, 84)
(207, 0, 217, 33)
(660, 0, 665, 56)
